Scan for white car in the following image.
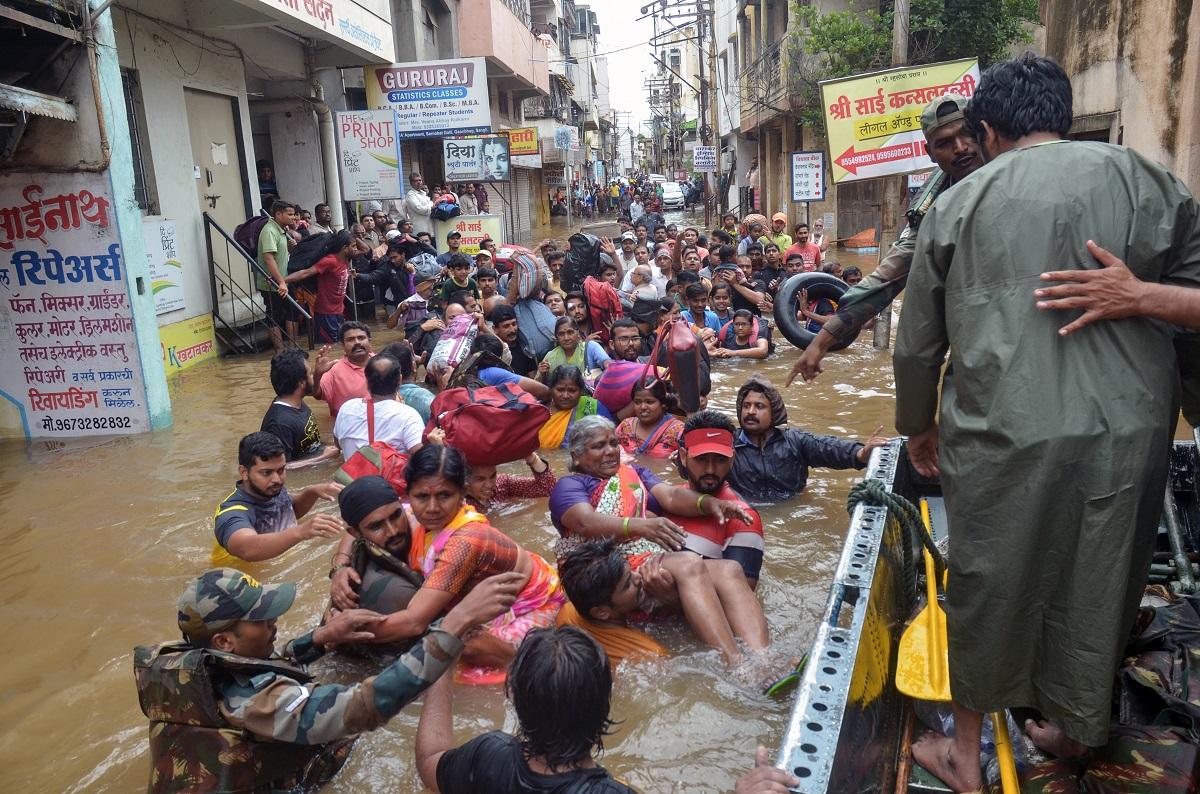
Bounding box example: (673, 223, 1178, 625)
(661, 181, 685, 209)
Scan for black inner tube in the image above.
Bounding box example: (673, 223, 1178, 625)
(772, 272, 859, 351)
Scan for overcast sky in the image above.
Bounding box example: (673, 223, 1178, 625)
(589, 0, 657, 135)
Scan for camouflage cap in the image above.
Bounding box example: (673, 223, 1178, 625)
(177, 568, 296, 641)
(920, 92, 969, 139)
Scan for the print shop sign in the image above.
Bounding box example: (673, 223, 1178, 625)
(365, 58, 492, 140)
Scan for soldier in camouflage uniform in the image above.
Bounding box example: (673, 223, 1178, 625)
(134, 566, 521, 792)
(788, 93, 984, 386)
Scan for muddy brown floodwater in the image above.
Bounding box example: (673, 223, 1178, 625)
(0, 229, 892, 791)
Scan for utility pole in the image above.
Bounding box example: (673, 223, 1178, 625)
(705, 0, 720, 221)
(873, 0, 909, 350)
(697, 11, 710, 228)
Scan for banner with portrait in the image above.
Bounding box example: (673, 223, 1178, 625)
(442, 135, 511, 182)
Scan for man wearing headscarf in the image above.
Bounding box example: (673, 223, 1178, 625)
(728, 376, 887, 503)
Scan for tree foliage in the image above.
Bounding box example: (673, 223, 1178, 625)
(787, 0, 1038, 131)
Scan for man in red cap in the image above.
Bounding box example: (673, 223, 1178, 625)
(669, 410, 766, 587)
(759, 212, 792, 251)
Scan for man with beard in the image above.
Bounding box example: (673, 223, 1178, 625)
(790, 93, 982, 385)
(211, 432, 344, 565)
(314, 322, 373, 418)
(729, 377, 886, 503)
(607, 318, 642, 362)
(261, 349, 339, 467)
(894, 54, 1200, 788)
(668, 411, 765, 586)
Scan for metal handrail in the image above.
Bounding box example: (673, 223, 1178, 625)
(203, 212, 310, 354)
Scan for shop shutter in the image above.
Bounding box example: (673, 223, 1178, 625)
(514, 169, 533, 244)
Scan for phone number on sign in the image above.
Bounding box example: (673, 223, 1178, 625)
(39, 415, 133, 432)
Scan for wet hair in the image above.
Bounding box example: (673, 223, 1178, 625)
(546, 250, 566, 265)
(684, 282, 709, 302)
(403, 444, 468, 491)
(732, 309, 754, 322)
(763, 243, 780, 254)
(682, 408, 737, 438)
(567, 414, 616, 463)
(634, 221, 648, 232)
(549, 364, 587, 393)
(564, 290, 587, 309)
(843, 266, 863, 280)
(489, 303, 517, 325)
(794, 223, 810, 232)
(238, 431, 286, 467)
(447, 253, 472, 270)
(676, 270, 701, 287)
(710, 282, 732, 299)
(339, 321, 371, 342)
(736, 375, 788, 427)
(448, 290, 473, 307)
(386, 239, 410, 257)
(717, 244, 737, 263)
(365, 354, 402, 397)
(630, 377, 677, 413)
(965, 53, 1073, 142)
(554, 316, 578, 335)
(377, 341, 415, 379)
(711, 230, 734, 245)
(472, 333, 510, 372)
(747, 243, 763, 255)
(476, 267, 498, 281)
(609, 318, 639, 337)
(558, 539, 627, 618)
(507, 627, 615, 769)
(269, 349, 308, 396)
(315, 202, 330, 213)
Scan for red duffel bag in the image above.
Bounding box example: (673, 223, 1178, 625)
(423, 383, 550, 466)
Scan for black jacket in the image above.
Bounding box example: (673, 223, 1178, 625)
(728, 427, 864, 503)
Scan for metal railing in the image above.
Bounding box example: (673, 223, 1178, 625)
(203, 211, 309, 354)
(739, 38, 787, 123)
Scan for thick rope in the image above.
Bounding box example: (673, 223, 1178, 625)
(847, 479, 947, 609)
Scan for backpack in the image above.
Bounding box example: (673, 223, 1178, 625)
(286, 232, 333, 293)
(582, 275, 623, 345)
(424, 383, 550, 466)
(431, 200, 461, 221)
(427, 313, 479, 376)
(333, 401, 410, 496)
(513, 298, 558, 360)
(233, 215, 270, 257)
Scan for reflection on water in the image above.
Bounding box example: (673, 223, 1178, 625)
(0, 240, 894, 791)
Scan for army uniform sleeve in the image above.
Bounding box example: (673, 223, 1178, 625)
(281, 630, 326, 665)
(220, 627, 464, 745)
(822, 232, 917, 346)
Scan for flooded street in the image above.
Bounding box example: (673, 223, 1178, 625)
(0, 227, 893, 791)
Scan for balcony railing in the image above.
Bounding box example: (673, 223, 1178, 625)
(739, 38, 787, 127)
(500, 0, 530, 25)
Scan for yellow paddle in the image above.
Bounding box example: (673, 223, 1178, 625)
(896, 500, 950, 701)
(896, 500, 1020, 793)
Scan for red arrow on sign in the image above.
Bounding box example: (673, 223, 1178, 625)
(836, 141, 921, 175)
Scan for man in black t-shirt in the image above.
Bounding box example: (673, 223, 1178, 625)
(260, 349, 337, 466)
(417, 627, 636, 794)
(716, 259, 769, 317)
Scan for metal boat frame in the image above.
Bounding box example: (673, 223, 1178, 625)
(777, 438, 1200, 793)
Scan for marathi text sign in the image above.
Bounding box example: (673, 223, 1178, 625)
(443, 135, 510, 182)
(693, 145, 717, 172)
(791, 151, 826, 202)
(505, 127, 539, 156)
(160, 313, 217, 376)
(336, 110, 403, 201)
(243, 0, 394, 61)
(0, 174, 149, 439)
(820, 58, 979, 184)
(434, 215, 504, 255)
(144, 219, 185, 315)
(365, 58, 492, 139)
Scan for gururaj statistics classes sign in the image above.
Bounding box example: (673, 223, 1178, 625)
(365, 57, 492, 139)
(820, 58, 979, 184)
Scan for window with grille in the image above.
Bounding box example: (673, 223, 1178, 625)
(120, 69, 158, 214)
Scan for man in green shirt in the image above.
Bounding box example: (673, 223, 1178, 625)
(257, 200, 299, 352)
(895, 54, 1200, 789)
